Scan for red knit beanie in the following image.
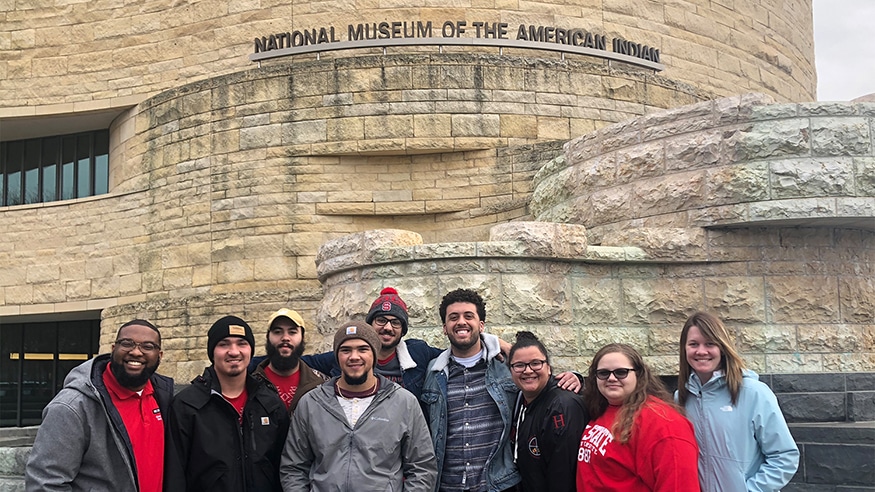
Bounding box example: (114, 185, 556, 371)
(365, 287, 410, 336)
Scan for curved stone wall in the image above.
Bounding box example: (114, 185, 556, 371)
(313, 224, 874, 376)
(2, 92, 870, 379)
(1, 0, 814, 116)
(531, 93, 875, 243)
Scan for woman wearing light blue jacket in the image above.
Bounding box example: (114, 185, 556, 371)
(677, 312, 799, 492)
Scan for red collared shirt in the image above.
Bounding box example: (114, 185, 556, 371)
(103, 363, 164, 492)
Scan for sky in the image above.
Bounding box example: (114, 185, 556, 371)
(813, 0, 875, 101)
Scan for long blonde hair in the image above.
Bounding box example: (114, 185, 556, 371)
(678, 311, 746, 406)
(583, 343, 677, 443)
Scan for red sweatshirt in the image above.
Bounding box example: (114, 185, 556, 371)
(576, 397, 700, 491)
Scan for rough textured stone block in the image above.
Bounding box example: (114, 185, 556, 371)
(778, 393, 847, 422)
(848, 391, 875, 422)
(803, 443, 875, 486)
(847, 373, 875, 391)
(771, 373, 844, 393)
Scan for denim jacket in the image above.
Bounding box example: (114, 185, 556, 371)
(420, 334, 521, 492)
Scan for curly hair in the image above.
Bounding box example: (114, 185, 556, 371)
(678, 311, 746, 407)
(439, 288, 486, 323)
(582, 343, 677, 443)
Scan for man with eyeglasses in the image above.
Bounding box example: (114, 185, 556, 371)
(25, 319, 174, 492)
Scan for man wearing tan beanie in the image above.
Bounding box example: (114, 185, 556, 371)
(280, 320, 437, 491)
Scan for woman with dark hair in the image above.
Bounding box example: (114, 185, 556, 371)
(678, 312, 799, 491)
(507, 331, 587, 492)
(576, 343, 699, 491)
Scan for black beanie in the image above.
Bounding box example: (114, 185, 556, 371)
(365, 287, 410, 336)
(207, 315, 256, 363)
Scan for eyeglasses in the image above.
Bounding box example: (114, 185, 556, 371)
(510, 359, 547, 373)
(115, 339, 161, 352)
(373, 317, 402, 329)
(595, 368, 637, 380)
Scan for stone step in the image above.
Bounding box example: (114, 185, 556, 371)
(788, 422, 875, 489)
(790, 421, 875, 444)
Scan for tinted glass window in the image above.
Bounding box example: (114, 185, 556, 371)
(1, 130, 109, 206)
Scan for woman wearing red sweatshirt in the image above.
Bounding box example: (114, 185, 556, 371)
(576, 343, 700, 491)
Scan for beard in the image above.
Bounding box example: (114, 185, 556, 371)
(266, 339, 305, 372)
(110, 359, 158, 390)
(342, 372, 369, 386)
(449, 334, 481, 354)
(378, 331, 402, 352)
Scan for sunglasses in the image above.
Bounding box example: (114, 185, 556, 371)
(595, 368, 637, 380)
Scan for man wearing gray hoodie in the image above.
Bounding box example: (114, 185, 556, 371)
(25, 319, 174, 492)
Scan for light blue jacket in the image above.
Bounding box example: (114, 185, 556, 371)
(420, 333, 521, 492)
(681, 370, 800, 492)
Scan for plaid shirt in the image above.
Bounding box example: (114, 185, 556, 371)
(440, 358, 504, 492)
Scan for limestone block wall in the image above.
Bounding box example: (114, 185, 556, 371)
(1, 0, 814, 118)
(314, 224, 874, 376)
(531, 93, 875, 243)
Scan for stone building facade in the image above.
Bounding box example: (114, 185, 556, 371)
(2, 1, 870, 385)
(4, 2, 874, 488)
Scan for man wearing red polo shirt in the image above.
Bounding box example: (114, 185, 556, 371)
(25, 319, 174, 492)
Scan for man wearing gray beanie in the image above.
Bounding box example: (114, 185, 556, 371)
(280, 320, 437, 491)
(166, 315, 289, 492)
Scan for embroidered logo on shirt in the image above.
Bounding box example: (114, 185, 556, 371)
(153, 408, 163, 421)
(552, 413, 566, 430)
(261, 417, 271, 425)
(720, 405, 734, 412)
(528, 436, 541, 457)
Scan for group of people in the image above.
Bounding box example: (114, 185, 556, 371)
(24, 287, 800, 491)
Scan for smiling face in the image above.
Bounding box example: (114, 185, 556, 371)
(373, 315, 404, 352)
(213, 336, 251, 379)
(596, 351, 638, 406)
(510, 346, 551, 402)
(685, 325, 723, 383)
(337, 339, 375, 387)
(442, 301, 485, 357)
(266, 318, 305, 373)
(111, 324, 162, 391)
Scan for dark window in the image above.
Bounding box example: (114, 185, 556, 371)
(0, 130, 109, 207)
(0, 320, 100, 427)
(41, 137, 59, 202)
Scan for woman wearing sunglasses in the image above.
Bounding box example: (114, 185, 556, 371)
(577, 343, 700, 491)
(678, 312, 799, 491)
(507, 331, 587, 492)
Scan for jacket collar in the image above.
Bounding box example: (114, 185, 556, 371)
(395, 339, 417, 370)
(430, 332, 502, 373)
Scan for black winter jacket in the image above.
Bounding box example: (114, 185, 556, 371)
(512, 377, 589, 492)
(165, 367, 290, 492)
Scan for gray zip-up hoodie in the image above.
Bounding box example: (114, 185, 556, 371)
(280, 375, 437, 491)
(24, 354, 174, 492)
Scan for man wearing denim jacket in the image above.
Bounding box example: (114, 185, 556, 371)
(421, 288, 521, 492)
